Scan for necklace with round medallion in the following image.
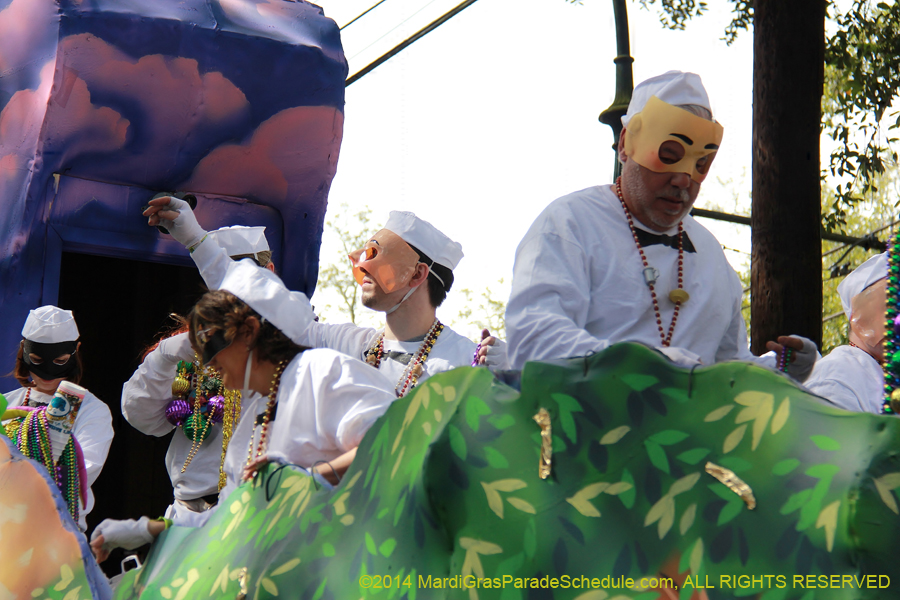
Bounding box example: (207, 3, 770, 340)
(615, 177, 689, 347)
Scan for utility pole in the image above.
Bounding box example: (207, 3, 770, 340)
(750, 0, 826, 352)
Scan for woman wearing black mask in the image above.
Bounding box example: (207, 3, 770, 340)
(3, 305, 113, 532)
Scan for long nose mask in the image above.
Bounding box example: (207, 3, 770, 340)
(349, 229, 420, 293)
(849, 278, 887, 361)
(624, 95, 724, 183)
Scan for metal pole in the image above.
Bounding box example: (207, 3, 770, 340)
(598, 0, 634, 179)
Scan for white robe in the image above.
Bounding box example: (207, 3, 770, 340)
(121, 332, 235, 510)
(191, 238, 478, 390)
(804, 345, 886, 414)
(506, 185, 768, 369)
(3, 386, 113, 531)
(178, 348, 396, 527)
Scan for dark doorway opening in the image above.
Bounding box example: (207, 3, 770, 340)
(58, 252, 206, 575)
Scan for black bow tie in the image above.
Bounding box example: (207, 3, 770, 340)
(634, 228, 696, 253)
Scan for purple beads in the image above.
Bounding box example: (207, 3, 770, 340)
(165, 399, 192, 426)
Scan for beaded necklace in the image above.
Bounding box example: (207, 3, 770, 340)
(245, 359, 288, 467)
(614, 177, 688, 347)
(364, 320, 444, 397)
(776, 347, 793, 372)
(7, 407, 83, 522)
(883, 231, 900, 414)
(165, 356, 241, 485)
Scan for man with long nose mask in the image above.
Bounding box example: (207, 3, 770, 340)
(806, 253, 888, 414)
(142, 203, 508, 398)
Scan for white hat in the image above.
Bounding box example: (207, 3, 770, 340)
(21, 306, 80, 343)
(383, 211, 464, 271)
(837, 252, 887, 319)
(219, 260, 307, 343)
(208, 226, 269, 260)
(622, 71, 713, 127)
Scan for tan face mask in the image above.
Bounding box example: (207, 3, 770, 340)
(349, 229, 420, 293)
(624, 95, 725, 183)
(849, 278, 886, 362)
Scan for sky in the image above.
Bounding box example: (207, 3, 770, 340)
(310, 0, 755, 337)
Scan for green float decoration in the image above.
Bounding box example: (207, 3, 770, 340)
(113, 343, 900, 600)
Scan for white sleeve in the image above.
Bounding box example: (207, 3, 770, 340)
(121, 333, 193, 437)
(714, 290, 758, 363)
(73, 394, 114, 487)
(310, 353, 396, 452)
(191, 236, 377, 355)
(804, 378, 866, 413)
(506, 231, 609, 370)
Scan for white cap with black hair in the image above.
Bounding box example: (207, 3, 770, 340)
(384, 211, 464, 272)
(21, 306, 79, 343)
(622, 70, 713, 127)
(208, 226, 269, 262)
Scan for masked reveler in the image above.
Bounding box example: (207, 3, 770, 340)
(141, 203, 509, 397)
(3, 306, 113, 531)
(805, 253, 887, 414)
(91, 259, 396, 561)
(506, 71, 817, 374)
(121, 226, 275, 522)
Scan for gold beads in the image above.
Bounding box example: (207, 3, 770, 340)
(668, 289, 690, 304)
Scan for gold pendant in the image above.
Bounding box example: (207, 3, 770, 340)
(365, 353, 378, 366)
(411, 363, 423, 378)
(668, 289, 690, 304)
(171, 375, 191, 396)
(890, 389, 900, 413)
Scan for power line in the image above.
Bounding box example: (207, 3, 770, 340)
(347, 0, 442, 63)
(346, 0, 480, 86)
(341, 0, 391, 31)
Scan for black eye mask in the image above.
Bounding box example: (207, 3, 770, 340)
(197, 328, 232, 365)
(23, 339, 79, 381)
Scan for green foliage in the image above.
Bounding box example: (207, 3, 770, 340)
(823, 1, 900, 231)
(453, 279, 507, 336)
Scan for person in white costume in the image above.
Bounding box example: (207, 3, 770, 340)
(121, 226, 275, 522)
(3, 306, 113, 532)
(805, 253, 887, 414)
(506, 71, 817, 376)
(91, 259, 396, 561)
(142, 201, 508, 397)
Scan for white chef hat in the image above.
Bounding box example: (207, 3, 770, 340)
(208, 226, 269, 261)
(622, 71, 713, 127)
(837, 252, 887, 319)
(21, 306, 80, 343)
(383, 211, 464, 271)
(219, 259, 307, 342)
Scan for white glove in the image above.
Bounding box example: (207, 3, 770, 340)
(91, 517, 155, 551)
(483, 337, 509, 369)
(656, 346, 703, 368)
(783, 335, 818, 383)
(152, 195, 207, 249)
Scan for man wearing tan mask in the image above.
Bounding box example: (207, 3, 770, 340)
(506, 71, 817, 375)
(806, 253, 888, 414)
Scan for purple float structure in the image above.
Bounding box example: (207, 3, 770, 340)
(0, 0, 346, 385)
(0, 0, 347, 549)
